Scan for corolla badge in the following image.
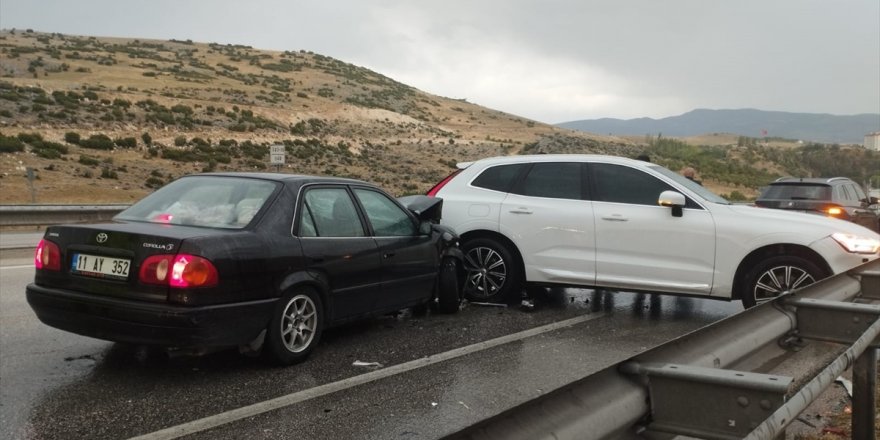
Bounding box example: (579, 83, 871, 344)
(143, 242, 175, 251)
(96, 233, 108, 244)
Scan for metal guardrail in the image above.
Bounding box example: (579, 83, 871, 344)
(0, 204, 129, 227)
(445, 259, 880, 440)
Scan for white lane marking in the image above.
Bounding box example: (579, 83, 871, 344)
(0, 265, 33, 271)
(130, 312, 607, 440)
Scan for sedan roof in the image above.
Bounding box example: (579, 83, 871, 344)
(189, 172, 370, 186)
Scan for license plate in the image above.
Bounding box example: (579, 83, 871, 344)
(71, 253, 131, 280)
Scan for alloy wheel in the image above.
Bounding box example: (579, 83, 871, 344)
(752, 265, 816, 305)
(464, 246, 507, 299)
(280, 294, 317, 353)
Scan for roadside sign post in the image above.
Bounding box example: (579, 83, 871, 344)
(26, 167, 36, 203)
(269, 145, 285, 172)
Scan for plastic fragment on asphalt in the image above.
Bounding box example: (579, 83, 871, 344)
(458, 401, 470, 410)
(431, 402, 438, 407)
(470, 302, 507, 308)
(835, 376, 853, 397)
(352, 360, 383, 368)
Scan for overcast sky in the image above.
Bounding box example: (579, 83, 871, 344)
(2, 0, 878, 124)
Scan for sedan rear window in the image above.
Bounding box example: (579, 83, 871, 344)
(116, 176, 278, 228)
(761, 184, 832, 200)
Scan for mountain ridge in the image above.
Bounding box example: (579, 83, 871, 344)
(558, 108, 880, 144)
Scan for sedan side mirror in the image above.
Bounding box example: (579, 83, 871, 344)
(419, 221, 433, 235)
(658, 190, 686, 217)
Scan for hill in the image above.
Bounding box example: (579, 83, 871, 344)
(0, 30, 878, 205)
(558, 108, 880, 144)
(0, 30, 633, 204)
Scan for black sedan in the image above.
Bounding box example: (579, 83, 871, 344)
(27, 173, 463, 365)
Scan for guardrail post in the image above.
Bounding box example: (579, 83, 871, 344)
(852, 348, 877, 440)
(620, 362, 791, 439)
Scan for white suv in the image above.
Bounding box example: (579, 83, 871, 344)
(428, 154, 880, 308)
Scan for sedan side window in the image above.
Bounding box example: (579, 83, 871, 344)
(354, 189, 417, 236)
(299, 188, 365, 237)
(511, 162, 583, 200)
(591, 163, 687, 207)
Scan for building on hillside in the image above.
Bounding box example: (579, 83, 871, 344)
(865, 132, 880, 151)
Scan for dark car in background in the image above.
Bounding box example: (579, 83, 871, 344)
(27, 173, 462, 365)
(755, 177, 880, 232)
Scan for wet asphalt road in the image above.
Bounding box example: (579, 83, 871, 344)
(1, 244, 744, 440)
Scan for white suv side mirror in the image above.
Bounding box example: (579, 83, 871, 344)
(658, 190, 686, 217)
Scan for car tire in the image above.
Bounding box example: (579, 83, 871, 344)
(436, 257, 462, 314)
(263, 287, 324, 366)
(462, 237, 522, 303)
(741, 256, 826, 308)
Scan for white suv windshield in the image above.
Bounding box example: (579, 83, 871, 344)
(649, 165, 731, 204)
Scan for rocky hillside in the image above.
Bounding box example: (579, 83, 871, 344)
(1, 30, 877, 204)
(0, 30, 632, 204)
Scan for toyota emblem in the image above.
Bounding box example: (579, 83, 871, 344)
(96, 233, 108, 244)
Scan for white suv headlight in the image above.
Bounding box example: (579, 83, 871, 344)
(831, 233, 880, 254)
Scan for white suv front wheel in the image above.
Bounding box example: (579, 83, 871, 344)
(741, 256, 825, 308)
(462, 238, 521, 303)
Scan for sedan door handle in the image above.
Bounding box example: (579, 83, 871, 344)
(601, 214, 628, 222)
(508, 208, 533, 214)
(383, 252, 395, 259)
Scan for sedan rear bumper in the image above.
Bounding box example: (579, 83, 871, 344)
(26, 283, 276, 348)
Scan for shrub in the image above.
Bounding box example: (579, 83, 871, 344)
(141, 132, 152, 146)
(17, 132, 43, 144)
(32, 141, 68, 154)
(80, 134, 115, 150)
(174, 136, 187, 146)
(64, 132, 81, 144)
(114, 137, 137, 148)
(145, 176, 164, 188)
(0, 134, 25, 153)
(100, 167, 118, 179)
(202, 159, 217, 172)
(34, 147, 62, 159)
(78, 155, 100, 166)
(171, 104, 193, 115)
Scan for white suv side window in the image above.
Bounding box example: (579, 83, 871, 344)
(590, 163, 673, 206)
(511, 162, 583, 200)
(471, 163, 529, 192)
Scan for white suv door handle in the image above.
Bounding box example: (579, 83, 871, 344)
(601, 214, 628, 222)
(509, 208, 533, 214)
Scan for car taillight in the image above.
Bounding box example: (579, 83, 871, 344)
(824, 205, 846, 218)
(139, 254, 218, 288)
(427, 170, 462, 196)
(34, 239, 61, 271)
